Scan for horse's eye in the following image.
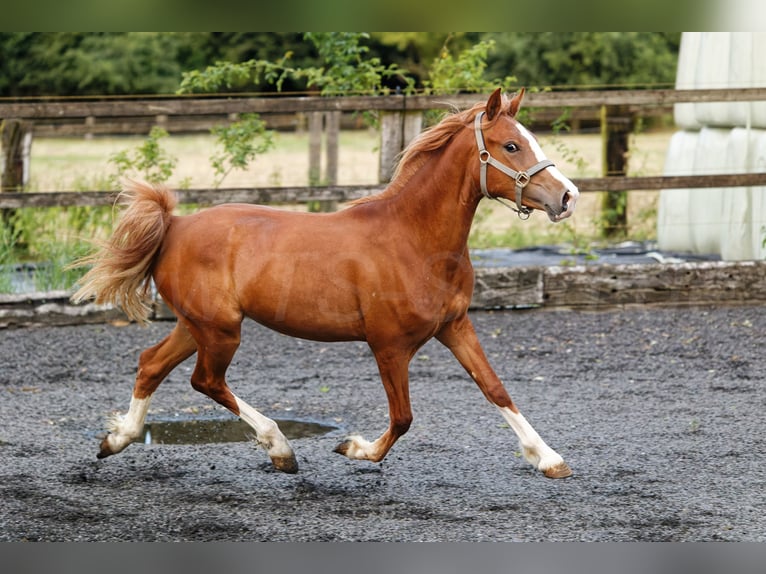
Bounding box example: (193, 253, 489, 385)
(504, 143, 519, 153)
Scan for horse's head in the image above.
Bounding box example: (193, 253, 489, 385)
(474, 88, 578, 222)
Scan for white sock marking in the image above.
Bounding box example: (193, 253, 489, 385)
(104, 395, 152, 453)
(233, 395, 293, 459)
(497, 405, 564, 472)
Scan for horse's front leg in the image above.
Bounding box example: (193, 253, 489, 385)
(437, 315, 572, 478)
(334, 347, 412, 463)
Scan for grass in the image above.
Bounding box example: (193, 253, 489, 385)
(1, 125, 674, 294)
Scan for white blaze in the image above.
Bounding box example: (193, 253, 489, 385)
(517, 122, 580, 200)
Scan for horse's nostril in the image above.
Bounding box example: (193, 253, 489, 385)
(562, 192, 570, 211)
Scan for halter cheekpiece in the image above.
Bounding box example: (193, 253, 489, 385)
(473, 111, 554, 220)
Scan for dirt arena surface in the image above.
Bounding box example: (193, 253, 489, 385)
(0, 304, 763, 541)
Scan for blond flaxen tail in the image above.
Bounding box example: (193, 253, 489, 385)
(70, 180, 177, 324)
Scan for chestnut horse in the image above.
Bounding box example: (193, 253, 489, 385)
(73, 88, 578, 478)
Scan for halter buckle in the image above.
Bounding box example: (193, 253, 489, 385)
(479, 150, 490, 165)
(515, 171, 530, 188)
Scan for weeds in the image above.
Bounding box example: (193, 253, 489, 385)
(210, 114, 275, 188)
(109, 126, 177, 185)
(0, 173, 115, 294)
(0, 204, 111, 294)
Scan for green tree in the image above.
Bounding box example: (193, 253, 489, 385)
(483, 32, 680, 89)
(0, 33, 186, 96)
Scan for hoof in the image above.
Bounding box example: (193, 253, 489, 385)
(333, 440, 351, 456)
(97, 436, 114, 459)
(543, 461, 573, 479)
(271, 455, 299, 474)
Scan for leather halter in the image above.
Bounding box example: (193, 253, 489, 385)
(473, 111, 554, 220)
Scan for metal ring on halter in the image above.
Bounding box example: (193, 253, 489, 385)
(515, 172, 531, 188)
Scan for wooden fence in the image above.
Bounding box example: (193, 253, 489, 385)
(3, 88, 766, 327)
(3, 87, 766, 210)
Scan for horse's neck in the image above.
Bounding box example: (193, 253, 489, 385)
(381, 153, 480, 254)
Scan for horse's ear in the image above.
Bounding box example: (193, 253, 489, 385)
(485, 88, 503, 121)
(509, 87, 525, 117)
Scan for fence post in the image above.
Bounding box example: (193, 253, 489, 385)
(379, 110, 423, 183)
(308, 111, 323, 186)
(600, 105, 632, 237)
(84, 116, 95, 140)
(1, 119, 32, 192)
(325, 110, 340, 186)
(307, 111, 341, 212)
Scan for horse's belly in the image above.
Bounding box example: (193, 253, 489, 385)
(238, 258, 368, 342)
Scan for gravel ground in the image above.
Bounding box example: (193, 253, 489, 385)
(0, 304, 764, 541)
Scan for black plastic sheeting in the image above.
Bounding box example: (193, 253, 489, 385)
(471, 241, 721, 268)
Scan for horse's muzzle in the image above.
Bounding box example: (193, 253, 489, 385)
(548, 188, 578, 222)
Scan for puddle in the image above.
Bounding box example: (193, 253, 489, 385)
(141, 417, 337, 445)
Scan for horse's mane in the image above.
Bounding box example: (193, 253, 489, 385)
(349, 93, 512, 206)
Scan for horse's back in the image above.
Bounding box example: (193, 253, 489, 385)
(153, 203, 373, 338)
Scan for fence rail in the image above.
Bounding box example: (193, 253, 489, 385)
(3, 87, 766, 118)
(2, 173, 766, 210)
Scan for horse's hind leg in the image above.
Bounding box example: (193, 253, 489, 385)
(185, 320, 298, 474)
(98, 321, 197, 458)
(437, 315, 572, 478)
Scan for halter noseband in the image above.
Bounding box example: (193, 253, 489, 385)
(474, 111, 554, 220)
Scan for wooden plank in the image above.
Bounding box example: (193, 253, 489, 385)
(31, 114, 301, 137)
(173, 185, 384, 206)
(29, 105, 670, 138)
(542, 261, 766, 308)
(2, 172, 765, 210)
(0, 185, 388, 209)
(3, 88, 764, 120)
(573, 173, 766, 192)
(0, 95, 411, 119)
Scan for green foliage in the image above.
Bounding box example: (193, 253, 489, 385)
(109, 127, 178, 185)
(302, 33, 415, 96)
(600, 191, 629, 238)
(0, 205, 112, 293)
(1, 32, 680, 98)
(179, 33, 415, 97)
(547, 108, 589, 173)
(423, 37, 516, 95)
(0, 217, 21, 292)
(178, 54, 297, 94)
(419, 37, 517, 127)
(210, 114, 275, 187)
(0, 33, 186, 96)
(484, 32, 680, 89)
(29, 239, 91, 292)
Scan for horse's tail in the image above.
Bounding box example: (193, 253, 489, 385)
(70, 180, 177, 325)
